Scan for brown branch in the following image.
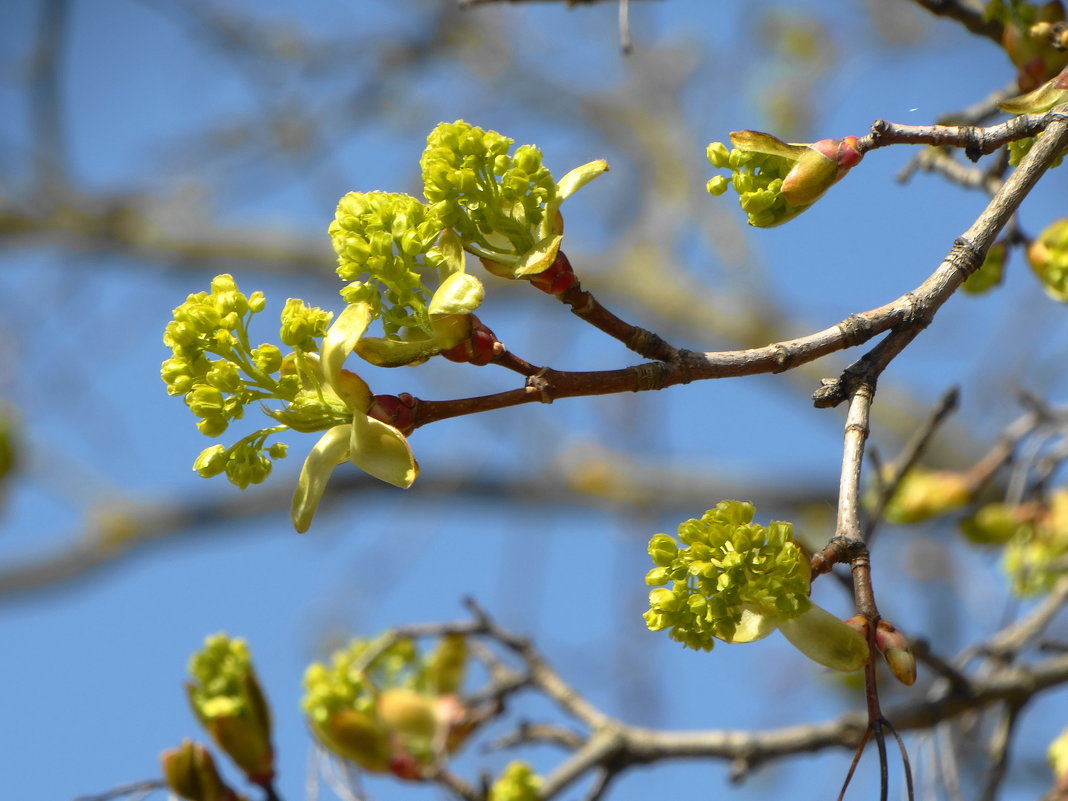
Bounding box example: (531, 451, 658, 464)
(862, 110, 1066, 162)
(412, 106, 1068, 431)
(556, 276, 679, 362)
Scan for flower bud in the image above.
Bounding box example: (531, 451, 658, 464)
(377, 689, 438, 741)
(874, 619, 916, 686)
(193, 445, 228, 478)
(161, 740, 238, 801)
(489, 761, 542, 801)
(425, 634, 468, 695)
(312, 708, 392, 773)
(187, 634, 274, 786)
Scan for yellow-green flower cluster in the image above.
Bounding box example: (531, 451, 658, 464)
(161, 275, 317, 488)
(187, 634, 273, 785)
(329, 191, 448, 338)
(302, 634, 471, 776)
(303, 637, 419, 726)
(488, 761, 542, 801)
(643, 500, 810, 650)
(422, 121, 557, 265)
(1029, 218, 1068, 301)
(420, 120, 607, 280)
(705, 131, 862, 228)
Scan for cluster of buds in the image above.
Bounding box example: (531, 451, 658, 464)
(162, 275, 417, 532)
(705, 131, 862, 227)
(421, 120, 607, 284)
(644, 500, 869, 671)
(164, 121, 615, 531)
(185, 634, 274, 787)
(329, 192, 487, 367)
(488, 761, 543, 801)
(878, 467, 972, 524)
(302, 633, 480, 779)
(1028, 218, 1068, 301)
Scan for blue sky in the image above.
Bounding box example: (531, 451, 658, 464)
(2, 2, 1068, 801)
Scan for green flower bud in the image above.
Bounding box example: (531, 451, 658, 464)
(161, 739, 239, 801)
(187, 634, 274, 785)
(187, 386, 225, 419)
(193, 445, 228, 478)
(251, 344, 282, 374)
(279, 298, 332, 350)
(205, 361, 242, 393)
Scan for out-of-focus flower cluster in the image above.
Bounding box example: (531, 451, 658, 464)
(488, 761, 542, 801)
(961, 490, 1068, 595)
(878, 467, 972, 524)
(186, 634, 274, 786)
(302, 633, 476, 779)
(986, 0, 1068, 90)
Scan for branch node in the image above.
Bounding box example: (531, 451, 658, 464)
(772, 343, 793, 373)
(963, 125, 983, 162)
(527, 369, 554, 404)
(837, 315, 874, 348)
(950, 235, 984, 281)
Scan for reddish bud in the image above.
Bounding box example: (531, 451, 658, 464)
(388, 749, 422, 781)
(528, 251, 579, 295)
(440, 315, 500, 366)
(874, 619, 917, 686)
(366, 393, 417, 436)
